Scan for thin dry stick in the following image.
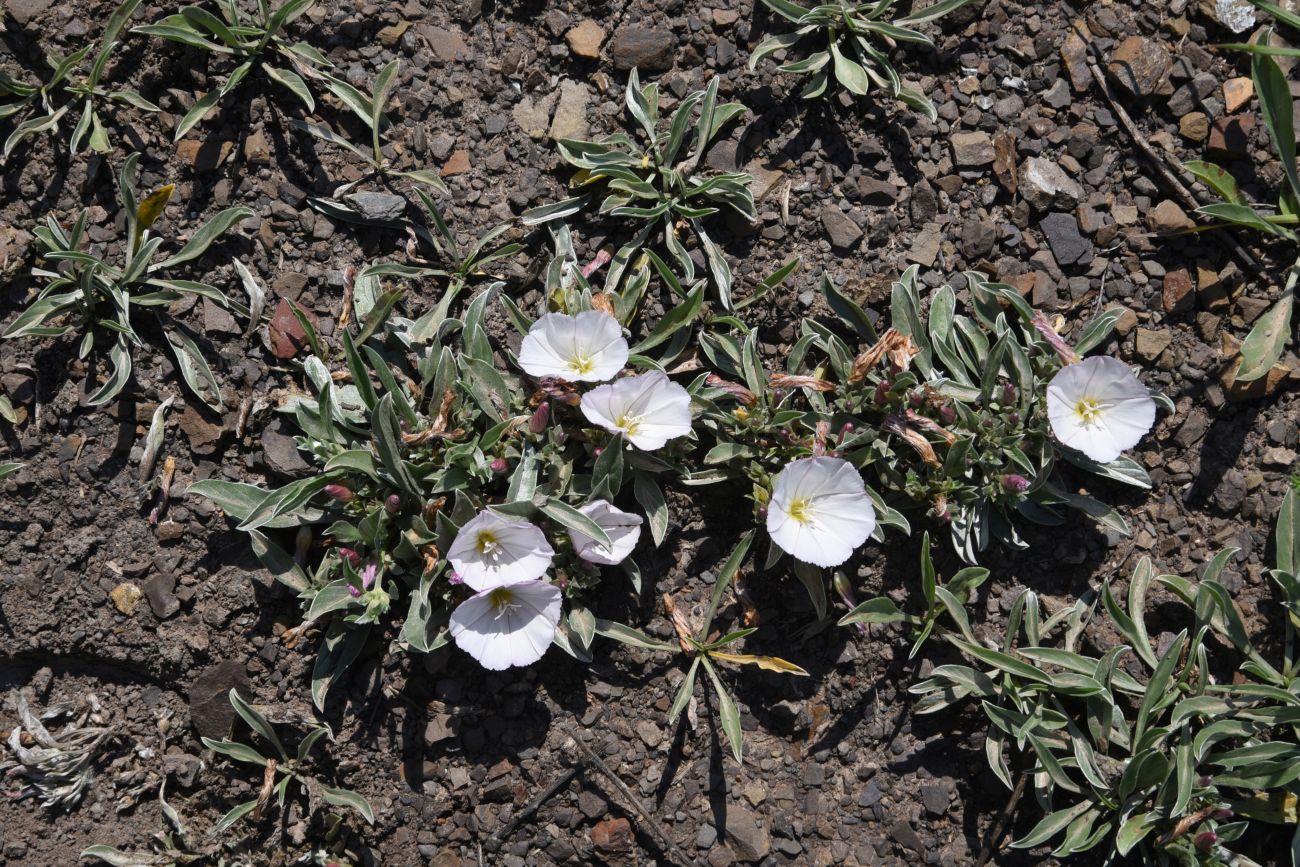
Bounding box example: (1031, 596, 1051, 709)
(482, 765, 579, 853)
(974, 771, 1028, 867)
(563, 730, 700, 867)
(1082, 50, 1259, 274)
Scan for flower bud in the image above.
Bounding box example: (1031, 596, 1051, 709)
(981, 416, 995, 429)
(1001, 382, 1016, 406)
(938, 404, 956, 425)
(593, 447, 604, 457)
(384, 494, 402, 515)
(1001, 474, 1030, 493)
(909, 390, 925, 408)
(1213, 808, 1233, 820)
(756, 505, 768, 519)
(294, 525, 312, 568)
(1007, 411, 1021, 427)
(337, 547, 362, 568)
(838, 422, 855, 441)
(448, 570, 464, 586)
(490, 457, 509, 475)
(1193, 831, 1216, 851)
(529, 401, 550, 434)
(324, 484, 353, 502)
(874, 381, 890, 405)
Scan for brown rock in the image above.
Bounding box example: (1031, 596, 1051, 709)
(1198, 262, 1232, 311)
(1207, 113, 1256, 159)
(378, 20, 411, 47)
(992, 131, 1018, 194)
(176, 138, 233, 173)
(1107, 36, 1174, 97)
(1162, 267, 1195, 313)
(566, 20, 605, 59)
(1147, 200, 1195, 233)
(243, 130, 271, 164)
(1006, 272, 1037, 297)
(591, 817, 634, 854)
(269, 297, 315, 360)
(1223, 76, 1253, 113)
(1061, 26, 1092, 91)
(441, 149, 471, 177)
(110, 582, 144, 616)
(1179, 112, 1209, 142)
(1111, 305, 1139, 337)
(1135, 327, 1173, 362)
(951, 131, 995, 166)
(179, 404, 225, 454)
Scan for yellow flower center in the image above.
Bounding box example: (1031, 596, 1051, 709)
(476, 531, 502, 560)
(615, 413, 642, 437)
(787, 497, 814, 525)
(1073, 396, 1104, 427)
(487, 587, 518, 619)
(567, 354, 595, 376)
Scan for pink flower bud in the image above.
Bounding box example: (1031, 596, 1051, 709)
(490, 457, 509, 475)
(337, 547, 362, 568)
(938, 404, 956, 425)
(529, 401, 550, 434)
(1213, 808, 1233, 820)
(838, 422, 855, 441)
(1001, 382, 1016, 406)
(874, 381, 890, 405)
(324, 484, 353, 502)
(1001, 474, 1030, 493)
(909, 390, 925, 408)
(593, 447, 604, 457)
(1193, 831, 1216, 851)
(385, 494, 402, 515)
(448, 570, 464, 586)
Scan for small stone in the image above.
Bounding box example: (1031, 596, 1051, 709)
(344, 191, 407, 222)
(179, 404, 225, 454)
(378, 20, 411, 47)
(1263, 447, 1298, 466)
(746, 160, 783, 202)
(513, 92, 558, 140)
(1107, 36, 1174, 97)
(1061, 27, 1092, 91)
(188, 660, 252, 740)
(145, 572, 180, 619)
(1200, 0, 1257, 33)
(611, 27, 674, 71)
(1043, 78, 1072, 109)
(261, 426, 310, 476)
(110, 582, 144, 616)
(635, 720, 663, 748)
(424, 714, 456, 744)
(992, 131, 1018, 194)
(203, 298, 240, 335)
(1040, 212, 1093, 266)
(725, 805, 771, 861)
(907, 225, 942, 267)
(1208, 114, 1255, 159)
(1223, 77, 1253, 113)
(821, 205, 863, 249)
(960, 218, 997, 259)
(591, 818, 635, 854)
(1221, 334, 1298, 400)
(269, 298, 315, 360)
(155, 521, 185, 543)
(950, 131, 995, 166)
(441, 149, 471, 177)
(176, 138, 233, 173)
(566, 20, 605, 59)
(243, 130, 271, 165)
(426, 27, 468, 63)
(1019, 157, 1084, 211)
(6, 0, 54, 25)
(1179, 112, 1210, 142)
(1135, 327, 1173, 362)
(549, 79, 590, 140)
(1112, 306, 1139, 336)
(1162, 267, 1195, 314)
(1148, 200, 1195, 233)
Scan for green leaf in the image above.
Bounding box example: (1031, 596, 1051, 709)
(320, 785, 375, 824)
(262, 63, 314, 111)
(669, 657, 700, 724)
(839, 596, 913, 626)
(1235, 272, 1295, 382)
(632, 472, 669, 548)
(164, 327, 223, 411)
(201, 737, 268, 767)
(156, 206, 253, 269)
(830, 42, 870, 94)
(540, 498, 612, 549)
(87, 336, 133, 406)
(212, 798, 259, 834)
(228, 689, 287, 761)
(701, 530, 754, 638)
(0, 463, 23, 480)
(1254, 44, 1300, 203)
(700, 657, 744, 763)
(594, 619, 679, 652)
(1184, 160, 1245, 205)
(311, 622, 368, 711)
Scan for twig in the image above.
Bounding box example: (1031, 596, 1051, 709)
(1082, 50, 1259, 274)
(563, 730, 700, 867)
(482, 766, 578, 854)
(974, 772, 1028, 867)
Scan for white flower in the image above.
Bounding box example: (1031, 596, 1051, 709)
(449, 579, 562, 670)
(517, 310, 628, 383)
(767, 457, 876, 568)
(580, 371, 692, 450)
(1046, 356, 1156, 463)
(568, 500, 643, 565)
(446, 511, 554, 592)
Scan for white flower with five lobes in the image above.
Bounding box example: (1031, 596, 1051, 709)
(517, 310, 629, 383)
(580, 371, 692, 451)
(767, 456, 877, 568)
(1046, 355, 1156, 464)
(446, 510, 555, 592)
(449, 579, 563, 670)
(568, 500, 643, 565)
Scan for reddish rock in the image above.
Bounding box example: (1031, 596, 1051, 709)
(1162, 267, 1195, 313)
(1223, 76, 1253, 113)
(992, 131, 1018, 194)
(1107, 36, 1174, 97)
(1060, 26, 1092, 91)
(269, 298, 316, 360)
(441, 149, 471, 177)
(1207, 114, 1256, 160)
(591, 817, 634, 853)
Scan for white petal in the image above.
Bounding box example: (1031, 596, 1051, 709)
(517, 311, 628, 383)
(1046, 356, 1155, 463)
(446, 511, 555, 591)
(569, 501, 643, 565)
(578, 372, 692, 450)
(449, 580, 562, 670)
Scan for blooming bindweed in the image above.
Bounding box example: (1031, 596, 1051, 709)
(1046, 356, 1155, 464)
(446, 511, 554, 592)
(767, 457, 876, 568)
(518, 310, 629, 383)
(580, 371, 692, 450)
(568, 500, 643, 565)
(449, 578, 562, 670)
